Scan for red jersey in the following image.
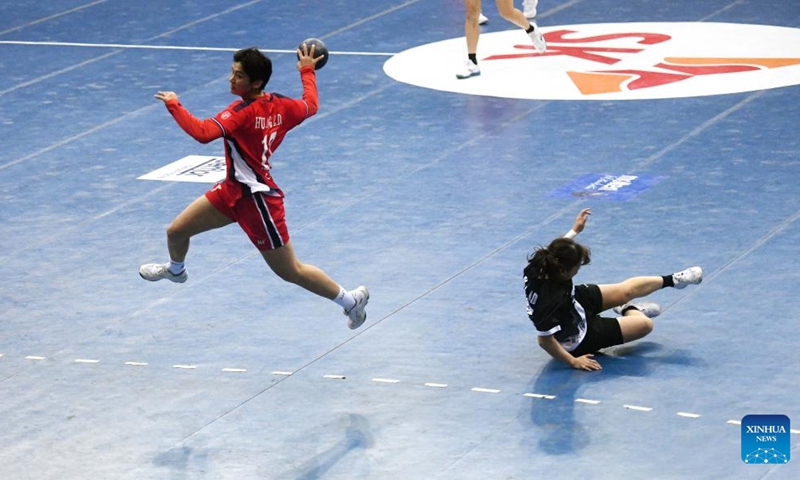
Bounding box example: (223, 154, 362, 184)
(164, 66, 319, 204)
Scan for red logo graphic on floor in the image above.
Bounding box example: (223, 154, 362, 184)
(484, 29, 800, 95)
(383, 22, 800, 100)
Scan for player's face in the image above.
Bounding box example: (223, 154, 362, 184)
(229, 62, 255, 97)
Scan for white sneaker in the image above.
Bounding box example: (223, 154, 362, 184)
(345, 286, 369, 330)
(478, 12, 489, 25)
(523, 2, 537, 19)
(528, 21, 546, 53)
(673, 266, 703, 289)
(139, 263, 188, 283)
(456, 59, 480, 79)
(614, 301, 662, 318)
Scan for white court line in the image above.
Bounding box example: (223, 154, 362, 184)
(727, 420, 741, 425)
(25, 356, 46, 361)
(524, 393, 556, 400)
(222, 368, 246, 373)
(323, 374, 346, 380)
(471, 387, 501, 394)
(272, 371, 293, 376)
(576, 398, 601, 405)
(372, 378, 400, 384)
(624, 405, 653, 412)
(0, 40, 396, 56)
(173, 364, 196, 370)
(74, 359, 100, 364)
(124, 361, 148, 366)
(0, 0, 109, 36)
(677, 412, 701, 418)
(424, 382, 448, 388)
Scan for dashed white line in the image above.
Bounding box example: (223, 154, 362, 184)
(523, 393, 556, 400)
(471, 387, 501, 394)
(677, 412, 701, 418)
(372, 378, 400, 384)
(8, 353, 793, 436)
(624, 405, 653, 412)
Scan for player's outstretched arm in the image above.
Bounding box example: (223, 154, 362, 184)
(564, 207, 592, 238)
(155, 91, 222, 144)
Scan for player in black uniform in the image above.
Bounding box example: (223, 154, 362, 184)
(523, 208, 703, 371)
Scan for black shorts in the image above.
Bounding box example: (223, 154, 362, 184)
(570, 284, 624, 357)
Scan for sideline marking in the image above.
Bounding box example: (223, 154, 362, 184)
(124, 362, 149, 366)
(75, 359, 100, 364)
(677, 412, 701, 418)
(424, 382, 448, 388)
(471, 387, 501, 394)
(0, 0, 108, 36)
(576, 398, 601, 405)
(0, 40, 396, 56)
(372, 378, 400, 384)
(624, 405, 653, 412)
(25, 356, 46, 361)
(524, 393, 556, 400)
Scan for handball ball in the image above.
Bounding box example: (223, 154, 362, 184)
(297, 38, 329, 70)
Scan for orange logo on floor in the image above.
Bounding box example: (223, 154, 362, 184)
(568, 58, 800, 95)
(383, 22, 800, 100)
(485, 29, 800, 95)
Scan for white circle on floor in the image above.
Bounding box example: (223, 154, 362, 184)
(383, 22, 800, 100)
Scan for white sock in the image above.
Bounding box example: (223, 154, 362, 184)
(168, 260, 185, 275)
(332, 287, 356, 311)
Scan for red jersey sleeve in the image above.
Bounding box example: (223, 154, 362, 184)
(164, 99, 224, 144)
(299, 65, 319, 117)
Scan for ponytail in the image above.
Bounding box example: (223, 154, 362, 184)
(525, 237, 591, 282)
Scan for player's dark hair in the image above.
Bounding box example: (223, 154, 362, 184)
(525, 237, 591, 283)
(233, 47, 272, 90)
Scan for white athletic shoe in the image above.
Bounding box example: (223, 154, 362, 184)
(528, 21, 547, 53)
(345, 286, 369, 330)
(456, 59, 481, 79)
(479, 12, 489, 25)
(523, 0, 538, 19)
(139, 263, 188, 283)
(673, 266, 703, 289)
(614, 301, 662, 318)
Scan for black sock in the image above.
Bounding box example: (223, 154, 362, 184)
(525, 23, 535, 33)
(661, 274, 674, 288)
(468, 53, 478, 65)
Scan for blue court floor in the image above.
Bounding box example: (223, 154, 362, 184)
(1, 1, 799, 478)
